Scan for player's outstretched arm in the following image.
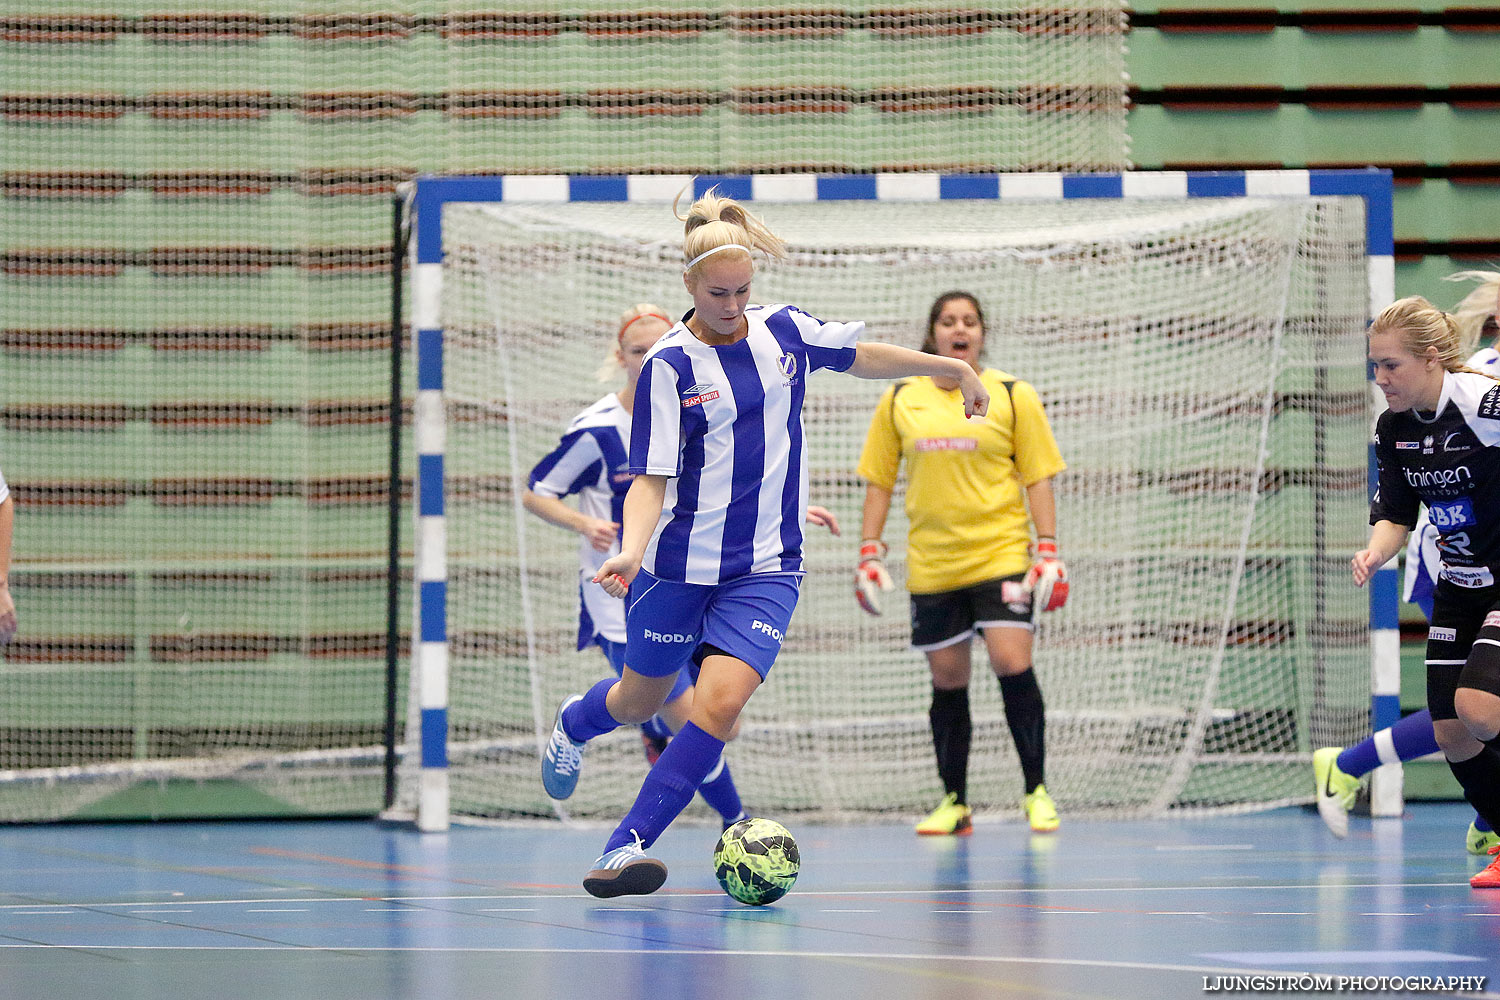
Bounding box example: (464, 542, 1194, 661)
(594, 474, 667, 596)
(1352, 520, 1410, 588)
(847, 342, 989, 418)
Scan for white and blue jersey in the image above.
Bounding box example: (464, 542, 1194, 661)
(528, 394, 633, 648)
(629, 303, 861, 584)
(1402, 348, 1500, 617)
(0, 466, 8, 504)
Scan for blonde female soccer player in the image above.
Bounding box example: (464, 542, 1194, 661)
(854, 291, 1066, 836)
(541, 188, 989, 898)
(1316, 271, 1500, 856)
(1354, 294, 1500, 888)
(522, 304, 745, 829)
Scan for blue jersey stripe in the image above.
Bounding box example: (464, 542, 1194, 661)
(651, 350, 705, 580)
(764, 310, 809, 569)
(590, 426, 630, 527)
(628, 358, 658, 472)
(719, 339, 767, 579)
(564, 459, 603, 498)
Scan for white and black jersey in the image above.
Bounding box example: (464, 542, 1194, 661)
(1372, 370, 1500, 589)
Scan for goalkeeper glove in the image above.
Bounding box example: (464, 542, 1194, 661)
(1023, 537, 1068, 613)
(855, 539, 894, 616)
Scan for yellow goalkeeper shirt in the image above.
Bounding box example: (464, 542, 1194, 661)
(857, 369, 1065, 595)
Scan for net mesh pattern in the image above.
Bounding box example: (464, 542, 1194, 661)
(0, 1, 1126, 820)
(414, 196, 1372, 824)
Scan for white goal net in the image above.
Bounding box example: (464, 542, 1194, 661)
(412, 192, 1372, 824)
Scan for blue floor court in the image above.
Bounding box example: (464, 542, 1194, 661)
(2, 803, 1497, 1000)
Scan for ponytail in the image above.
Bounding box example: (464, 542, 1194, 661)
(675, 184, 787, 277)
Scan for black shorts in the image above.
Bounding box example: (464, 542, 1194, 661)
(1425, 579, 1500, 721)
(909, 573, 1032, 651)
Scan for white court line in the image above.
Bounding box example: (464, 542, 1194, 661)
(1154, 845, 1254, 852)
(931, 909, 989, 914)
(244, 909, 309, 913)
(820, 909, 878, 913)
(128, 910, 191, 914)
(479, 908, 537, 912)
(11, 941, 1458, 989)
(12, 911, 72, 915)
(1148, 911, 1207, 916)
(0, 880, 1479, 912)
(0, 942, 1397, 983)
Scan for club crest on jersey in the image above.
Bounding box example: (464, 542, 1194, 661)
(681, 381, 719, 408)
(777, 351, 798, 385)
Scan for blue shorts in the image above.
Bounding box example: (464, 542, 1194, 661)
(624, 570, 802, 680)
(595, 636, 694, 704)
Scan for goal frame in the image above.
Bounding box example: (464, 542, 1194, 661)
(399, 168, 1397, 832)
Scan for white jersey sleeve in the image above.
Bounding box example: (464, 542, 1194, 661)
(781, 305, 861, 373)
(0, 466, 7, 504)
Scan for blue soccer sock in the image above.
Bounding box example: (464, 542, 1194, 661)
(696, 753, 744, 826)
(604, 722, 725, 853)
(562, 677, 624, 743)
(1337, 709, 1439, 779)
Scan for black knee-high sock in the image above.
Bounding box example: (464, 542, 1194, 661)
(999, 668, 1046, 795)
(929, 686, 971, 804)
(1448, 747, 1500, 833)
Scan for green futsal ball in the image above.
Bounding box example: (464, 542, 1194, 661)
(714, 817, 800, 905)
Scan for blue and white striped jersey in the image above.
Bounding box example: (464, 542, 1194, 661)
(528, 393, 633, 647)
(0, 465, 8, 504)
(629, 303, 861, 584)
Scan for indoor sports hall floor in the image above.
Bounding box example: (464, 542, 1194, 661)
(2, 803, 1496, 1000)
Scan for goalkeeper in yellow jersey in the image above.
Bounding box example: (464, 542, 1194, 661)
(856, 291, 1067, 836)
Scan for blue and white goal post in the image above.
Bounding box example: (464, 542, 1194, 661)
(398, 168, 1396, 832)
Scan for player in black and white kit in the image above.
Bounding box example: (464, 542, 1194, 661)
(1353, 294, 1500, 888)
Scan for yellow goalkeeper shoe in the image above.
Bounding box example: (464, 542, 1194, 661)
(1313, 747, 1359, 839)
(1467, 822, 1500, 857)
(915, 792, 972, 836)
(1024, 784, 1059, 833)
